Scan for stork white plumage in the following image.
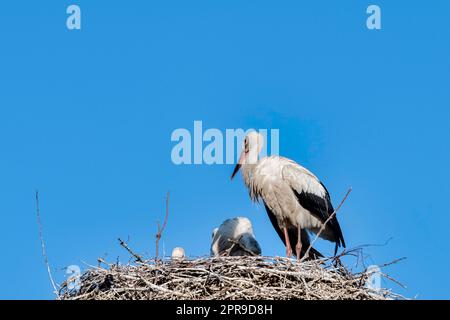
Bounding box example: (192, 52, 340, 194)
(211, 217, 262, 257)
(231, 132, 345, 260)
(171, 247, 186, 261)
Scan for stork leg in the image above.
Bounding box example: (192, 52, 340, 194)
(296, 227, 303, 260)
(283, 227, 293, 257)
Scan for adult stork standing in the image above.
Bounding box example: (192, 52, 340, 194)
(231, 132, 345, 259)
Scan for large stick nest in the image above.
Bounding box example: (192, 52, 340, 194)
(59, 256, 401, 300)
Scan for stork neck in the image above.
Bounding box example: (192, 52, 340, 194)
(241, 162, 257, 192)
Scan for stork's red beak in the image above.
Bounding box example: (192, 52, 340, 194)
(231, 151, 245, 180)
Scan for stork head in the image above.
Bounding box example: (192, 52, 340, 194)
(238, 233, 262, 256)
(211, 227, 219, 239)
(231, 131, 264, 179)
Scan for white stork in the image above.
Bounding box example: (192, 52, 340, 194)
(210, 217, 262, 256)
(231, 132, 345, 259)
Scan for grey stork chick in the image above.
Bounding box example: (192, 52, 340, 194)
(231, 131, 345, 260)
(210, 217, 262, 257)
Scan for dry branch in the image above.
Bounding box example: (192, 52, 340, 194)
(118, 238, 144, 263)
(35, 190, 59, 298)
(155, 191, 170, 259)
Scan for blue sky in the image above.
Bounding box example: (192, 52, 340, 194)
(1, 1, 449, 299)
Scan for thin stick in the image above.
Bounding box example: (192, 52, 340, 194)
(379, 272, 407, 289)
(155, 191, 170, 259)
(301, 187, 352, 261)
(118, 238, 144, 262)
(222, 238, 258, 257)
(35, 190, 59, 298)
(377, 257, 407, 269)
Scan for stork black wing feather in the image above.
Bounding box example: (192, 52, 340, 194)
(293, 188, 346, 251)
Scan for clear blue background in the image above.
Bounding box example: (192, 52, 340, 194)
(1, 1, 449, 299)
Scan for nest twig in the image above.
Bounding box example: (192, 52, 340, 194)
(35, 190, 59, 298)
(59, 255, 403, 300)
(155, 192, 170, 259)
